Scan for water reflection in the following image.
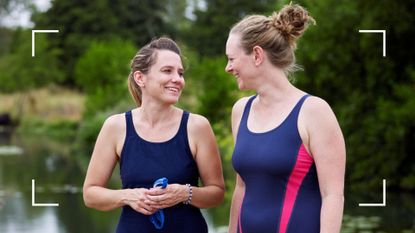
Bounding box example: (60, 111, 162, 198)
(0, 130, 119, 233)
(1, 200, 64, 233)
(0, 190, 120, 233)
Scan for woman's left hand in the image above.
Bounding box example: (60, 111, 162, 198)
(145, 184, 188, 209)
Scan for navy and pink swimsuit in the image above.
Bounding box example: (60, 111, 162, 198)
(232, 95, 321, 233)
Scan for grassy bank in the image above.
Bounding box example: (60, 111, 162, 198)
(0, 86, 84, 123)
(0, 86, 85, 140)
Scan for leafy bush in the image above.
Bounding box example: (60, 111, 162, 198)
(0, 29, 64, 92)
(74, 38, 136, 117)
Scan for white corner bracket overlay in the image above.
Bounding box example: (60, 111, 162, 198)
(358, 30, 386, 57)
(31, 30, 59, 57)
(32, 179, 59, 207)
(358, 179, 387, 207)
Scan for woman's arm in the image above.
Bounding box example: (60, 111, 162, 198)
(228, 175, 245, 233)
(187, 114, 226, 208)
(228, 97, 249, 233)
(302, 97, 346, 233)
(83, 114, 156, 215)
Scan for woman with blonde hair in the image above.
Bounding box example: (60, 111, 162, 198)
(226, 3, 345, 233)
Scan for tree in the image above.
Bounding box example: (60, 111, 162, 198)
(74, 38, 136, 117)
(0, 27, 14, 55)
(186, 56, 238, 123)
(32, 0, 177, 87)
(111, 0, 178, 45)
(183, 0, 276, 57)
(0, 29, 63, 92)
(292, 0, 415, 190)
(32, 0, 119, 86)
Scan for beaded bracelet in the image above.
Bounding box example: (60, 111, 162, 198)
(183, 184, 193, 205)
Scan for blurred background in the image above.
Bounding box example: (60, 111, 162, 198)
(0, 0, 414, 232)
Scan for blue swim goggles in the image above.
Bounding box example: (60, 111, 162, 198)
(149, 177, 168, 229)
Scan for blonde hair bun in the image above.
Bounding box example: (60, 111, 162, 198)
(270, 3, 315, 47)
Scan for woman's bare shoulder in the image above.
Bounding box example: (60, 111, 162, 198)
(187, 112, 211, 132)
(302, 96, 335, 117)
(301, 96, 340, 132)
(232, 96, 253, 120)
(98, 113, 127, 138)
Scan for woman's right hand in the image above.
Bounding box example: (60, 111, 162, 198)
(122, 188, 157, 215)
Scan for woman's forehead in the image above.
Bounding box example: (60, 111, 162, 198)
(154, 50, 183, 68)
(226, 34, 242, 52)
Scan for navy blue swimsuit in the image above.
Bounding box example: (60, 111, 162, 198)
(116, 110, 208, 233)
(232, 95, 321, 233)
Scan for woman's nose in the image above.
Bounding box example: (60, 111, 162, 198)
(171, 73, 182, 83)
(225, 62, 232, 73)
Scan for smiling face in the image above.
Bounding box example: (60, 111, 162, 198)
(225, 33, 256, 90)
(140, 49, 185, 105)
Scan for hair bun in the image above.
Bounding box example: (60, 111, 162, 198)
(270, 3, 315, 47)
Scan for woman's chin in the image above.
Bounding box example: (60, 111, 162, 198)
(236, 79, 248, 90)
(238, 83, 248, 90)
(164, 96, 180, 105)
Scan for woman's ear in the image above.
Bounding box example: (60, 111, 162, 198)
(252, 45, 264, 66)
(133, 71, 146, 87)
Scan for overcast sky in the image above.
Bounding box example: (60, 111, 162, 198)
(1, 0, 51, 28)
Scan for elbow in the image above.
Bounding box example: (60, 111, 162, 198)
(83, 187, 107, 211)
(211, 186, 226, 208)
(83, 188, 95, 209)
(213, 193, 225, 208)
(83, 198, 95, 209)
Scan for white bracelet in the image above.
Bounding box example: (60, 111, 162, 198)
(183, 184, 192, 205)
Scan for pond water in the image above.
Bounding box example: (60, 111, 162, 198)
(0, 130, 414, 233)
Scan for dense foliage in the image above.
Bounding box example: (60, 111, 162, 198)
(294, 0, 415, 190)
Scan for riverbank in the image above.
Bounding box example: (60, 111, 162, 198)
(0, 86, 84, 124)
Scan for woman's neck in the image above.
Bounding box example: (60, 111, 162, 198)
(136, 103, 177, 127)
(255, 69, 301, 106)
